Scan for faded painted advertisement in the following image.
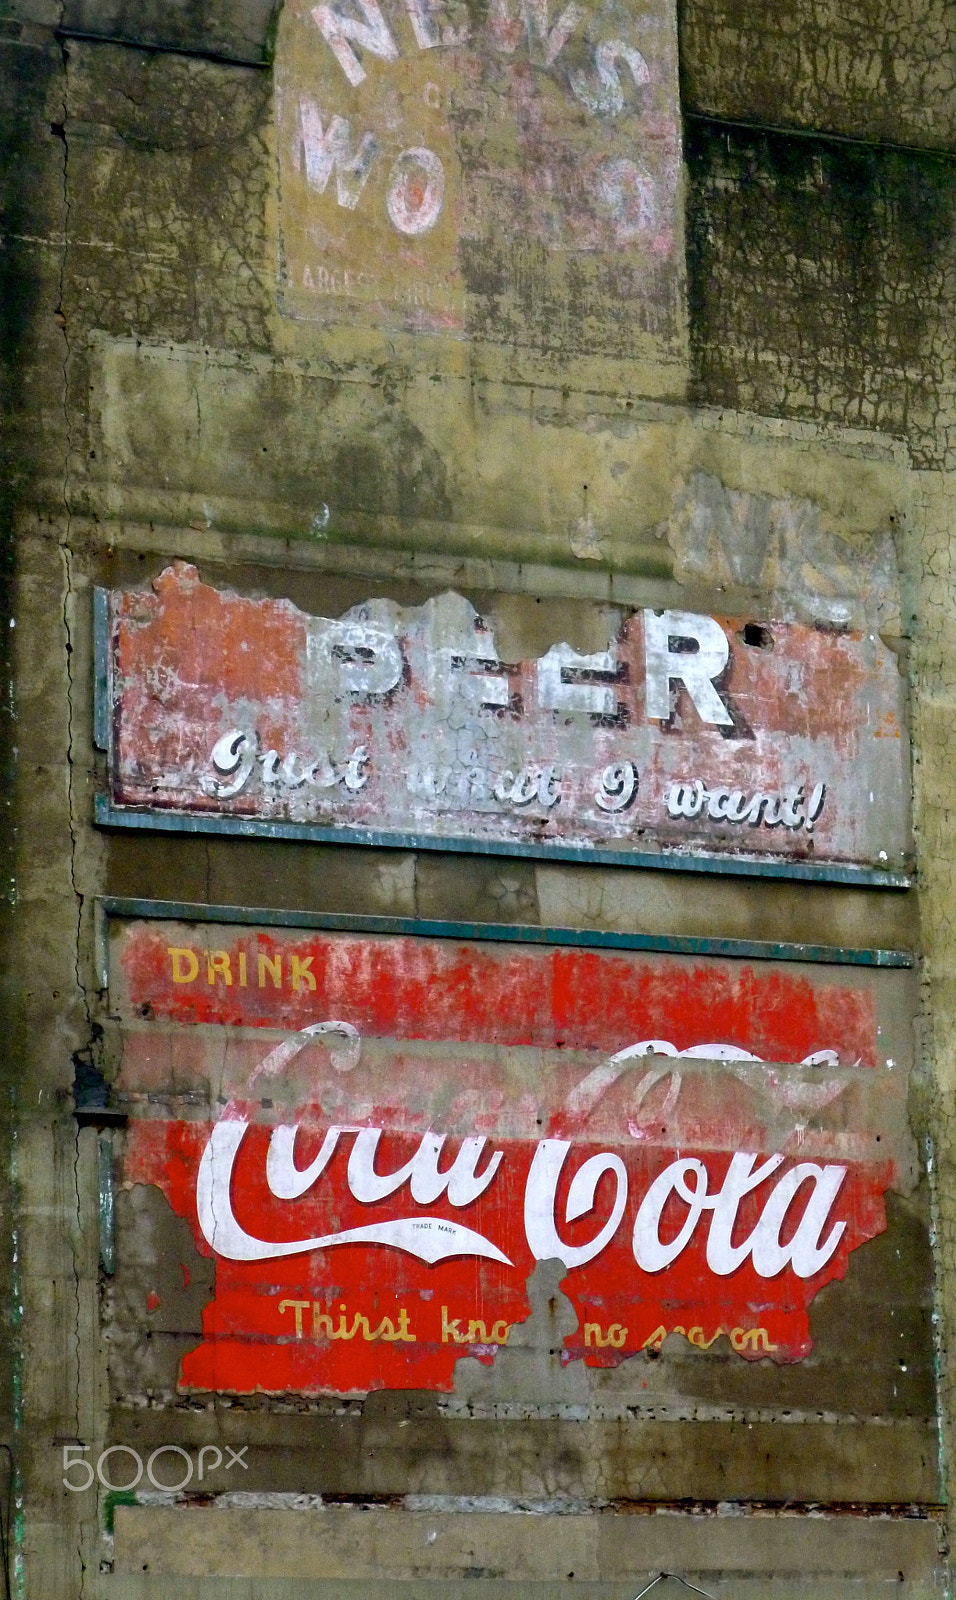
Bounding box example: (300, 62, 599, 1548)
(274, 0, 683, 355)
(99, 563, 910, 876)
(111, 917, 917, 1395)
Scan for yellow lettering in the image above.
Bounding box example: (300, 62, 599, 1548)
(441, 1306, 465, 1344)
(168, 946, 199, 983)
(641, 1325, 667, 1351)
(278, 1299, 309, 1339)
(308, 1300, 415, 1344)
(583, 1319, 629, 1349)
(291, 954, 316, 993)
(730, 1326, 777, 1353)
(466, 1318, 488, 1344)
(258, 951, 282, 989)
(490, 1320, 510, 1344)
(312, 1305, 334, 1339)
(206, 951, 232, 986)
(238, 951, 248, 987)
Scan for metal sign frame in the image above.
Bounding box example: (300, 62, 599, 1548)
(93, 586, 912, 888)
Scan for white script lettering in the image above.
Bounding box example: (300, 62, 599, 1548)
(633, 1153, 847, 1278)
(524, 1140, 629, 1267)
(666, 780, 827, 831)
(204, 730, 369, 801)
(195, 1025, 850, 1281)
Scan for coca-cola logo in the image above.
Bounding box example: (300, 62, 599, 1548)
(198, 1025, 848, 1281)
(116, 925, 904, 1394)
(122, 1020, 893, 1393)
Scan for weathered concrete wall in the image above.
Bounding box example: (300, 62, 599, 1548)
(59, 0, 278, 61)
(687, 124, 956, 468)
(681, 0, 956, 151)
(0, 25, 85, 1593)
(3, 0, 279, 62)
(1, 0, 955, 1596)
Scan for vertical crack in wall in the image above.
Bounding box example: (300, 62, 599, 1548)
(52, 44, 86, 1029)
(52, 38, 89, 1599)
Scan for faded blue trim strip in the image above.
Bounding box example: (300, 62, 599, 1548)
(99, 895, 914, 968)
(93, 796, 911, 890)
(93, 588, 109, 753)
(98, 1132, 115, 1277)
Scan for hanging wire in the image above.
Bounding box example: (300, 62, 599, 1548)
(631, 1574, 717, 1600)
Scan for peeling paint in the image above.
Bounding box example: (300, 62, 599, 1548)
(110, 917, 918, 1393)
(103, 564, 911, 872)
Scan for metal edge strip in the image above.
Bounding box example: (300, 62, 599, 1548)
(93, 588, 109, 752)
(93, 797, 912, 890)
(54, 26, 269, 67)
(97, 895, 914, 968)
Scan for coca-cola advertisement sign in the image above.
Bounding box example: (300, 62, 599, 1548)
(112, 918, 915, 1394)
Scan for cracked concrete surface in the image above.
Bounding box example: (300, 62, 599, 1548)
(687, 123, 956, 472)
(0, 1, 955, 1595)
(681, 0, 956, 152)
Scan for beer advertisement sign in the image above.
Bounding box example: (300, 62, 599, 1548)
(97, 565, 910, 880)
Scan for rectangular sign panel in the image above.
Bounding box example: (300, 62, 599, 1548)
(98, 564, 910, 879)
(274, 0, 684, 363)
(109, 915, 917, 1397)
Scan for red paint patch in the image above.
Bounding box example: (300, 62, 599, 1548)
(114, 923, 907, 1396)
(104, 567, 910, 871)
(117, 927, 879, 1067)
(124, 1111, 891, 1393)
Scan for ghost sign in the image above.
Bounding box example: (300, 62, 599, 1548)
(111, 915, 915, 1394)
(274, 0, 685, 358)
(96, 563, 910, 880)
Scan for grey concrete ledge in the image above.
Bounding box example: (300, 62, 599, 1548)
(114, 1504, 943, 1582)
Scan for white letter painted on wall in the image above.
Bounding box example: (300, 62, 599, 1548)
(402, 0, 469, 49)
(453, 653, 511, 709)
(597, 159, 655, 241)
(570, 40, 650, 115)
(524, 1140, 628, 1268)
(643, 610, 733, 726)
(522, 0, 583, 64)
(347, 1129, 503, 1206)
(296, 100, 381, 208)
(310, 0, 399, 86)
(486, 0, 581, 58)
(537, 642, 618, 716)
(386, 148, 446, 235)
(309, 620, 404, 697)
